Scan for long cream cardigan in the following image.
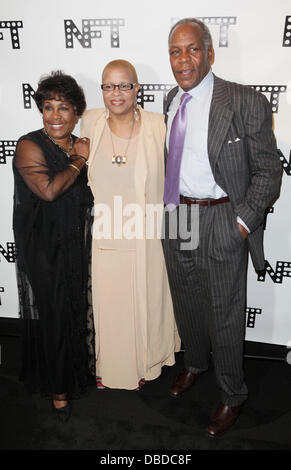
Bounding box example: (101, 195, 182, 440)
(81, 107, 180, 380)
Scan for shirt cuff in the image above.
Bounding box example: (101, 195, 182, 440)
(237, 216, 250, 233)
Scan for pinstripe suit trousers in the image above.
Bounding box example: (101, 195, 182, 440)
(162, 201, 249, 406)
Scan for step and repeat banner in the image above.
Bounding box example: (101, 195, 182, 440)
(1, 0, 290, 346)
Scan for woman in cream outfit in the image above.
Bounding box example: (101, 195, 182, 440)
(81, 60, 179, 390)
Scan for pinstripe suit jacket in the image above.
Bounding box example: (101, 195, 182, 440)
(164, 74, 282, 271)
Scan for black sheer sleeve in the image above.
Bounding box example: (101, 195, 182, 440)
(14, 139, 81, 201)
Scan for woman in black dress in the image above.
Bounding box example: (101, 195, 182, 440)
(13, 71, 94, 422)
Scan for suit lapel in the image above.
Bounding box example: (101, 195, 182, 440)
(208, 75, 234, 171)
(163, 86, 178, 168)
(164, 86, 178, 121)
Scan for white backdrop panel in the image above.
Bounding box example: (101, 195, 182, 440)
(1, 0, 290, 346)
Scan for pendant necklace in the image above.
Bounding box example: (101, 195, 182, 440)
(43, 128, 73, 157)
(109, 119, 135, 166)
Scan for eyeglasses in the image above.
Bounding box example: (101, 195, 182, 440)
(101, 83, 136, 92)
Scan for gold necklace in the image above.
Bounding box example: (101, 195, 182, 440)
(43, 128, 73, 157)
(109, 120, 135, 166)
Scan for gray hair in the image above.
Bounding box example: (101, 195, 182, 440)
(168, 18, 213, 50)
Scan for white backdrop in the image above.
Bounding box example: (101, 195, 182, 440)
(1, 0, 290, 346)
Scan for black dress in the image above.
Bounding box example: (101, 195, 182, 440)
(13, 129, 95, 398)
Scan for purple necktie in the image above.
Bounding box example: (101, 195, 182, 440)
(164, 92, 192, 210)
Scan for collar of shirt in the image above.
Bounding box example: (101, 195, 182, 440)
(175, 69, 214, 103)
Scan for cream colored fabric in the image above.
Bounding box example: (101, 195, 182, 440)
(81, 107, 180, 389)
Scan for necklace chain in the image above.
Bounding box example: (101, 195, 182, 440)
(109, 120, 135, 166)
(43, 128, 73, 157)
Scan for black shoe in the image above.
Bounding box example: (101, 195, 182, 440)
(52, 402, 72, 423)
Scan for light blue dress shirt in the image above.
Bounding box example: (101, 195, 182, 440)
(166, 70, 249, 232)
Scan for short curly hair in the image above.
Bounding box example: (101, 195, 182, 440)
(33, 71, 86, 116)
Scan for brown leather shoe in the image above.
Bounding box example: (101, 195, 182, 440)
(169, 368, 198, 397)
(207, 403, 242, 437)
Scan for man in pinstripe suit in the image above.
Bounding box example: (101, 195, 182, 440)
(162, 18, 281, 437)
